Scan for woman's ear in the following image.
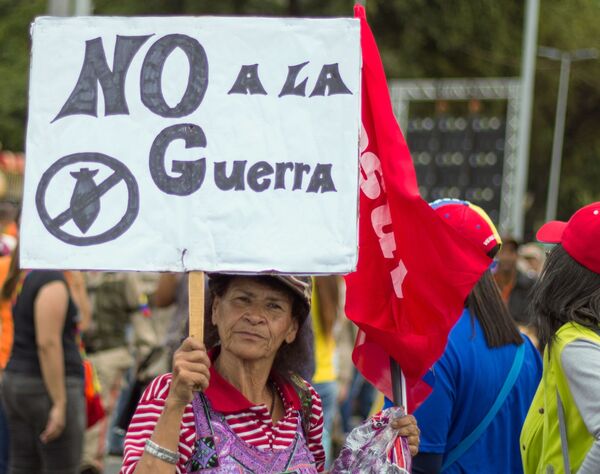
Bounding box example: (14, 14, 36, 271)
(285, 318, 299, 344)
(211, 296, 221, 326)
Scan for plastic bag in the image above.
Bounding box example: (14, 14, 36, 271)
(331, 407, 412, 474)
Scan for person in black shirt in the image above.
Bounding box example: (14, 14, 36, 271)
(0, 247, 85, 474)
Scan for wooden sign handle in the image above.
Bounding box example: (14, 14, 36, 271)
(188, 271, 205, 342)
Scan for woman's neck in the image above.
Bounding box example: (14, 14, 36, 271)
(214, 350, 274, 405)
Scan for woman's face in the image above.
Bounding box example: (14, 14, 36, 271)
(212, 277, 299, 364)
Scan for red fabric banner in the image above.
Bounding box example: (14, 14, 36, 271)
(345, 4, 491, 412)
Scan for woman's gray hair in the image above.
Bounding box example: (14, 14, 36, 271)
(204, 274, 315, 381)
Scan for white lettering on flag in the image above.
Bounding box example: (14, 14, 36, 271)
(359, 123, 406, 298)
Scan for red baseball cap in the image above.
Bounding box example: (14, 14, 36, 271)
(430, 198, 502, 258)
(536, 201, 600, 274)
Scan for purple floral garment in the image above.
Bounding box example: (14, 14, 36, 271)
(187, 393, 318, 474)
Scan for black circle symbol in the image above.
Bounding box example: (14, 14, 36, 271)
(35, 152, 139, 246)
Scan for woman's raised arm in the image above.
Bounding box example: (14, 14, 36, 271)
(129, 338, 210, 474)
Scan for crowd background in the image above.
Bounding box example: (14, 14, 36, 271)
(0, 193, 554, 473)
(0, 1, 598, 473)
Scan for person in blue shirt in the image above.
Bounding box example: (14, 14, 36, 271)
(412, 199, 542, 474)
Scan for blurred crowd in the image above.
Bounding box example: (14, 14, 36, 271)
(0, 199, 554, 474)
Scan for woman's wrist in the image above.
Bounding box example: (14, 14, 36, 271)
(164, 395, 188, 414)
(144, 439, 180, 465)
(52, 398, 67, 408)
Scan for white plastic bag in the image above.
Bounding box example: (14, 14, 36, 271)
(331, 406, 412, 473)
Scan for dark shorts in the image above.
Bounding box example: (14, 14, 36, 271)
(0, 372, 85, 474)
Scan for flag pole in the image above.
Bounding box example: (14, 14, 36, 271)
(390, 357, 407, 409)
(188, 271, 205, 342)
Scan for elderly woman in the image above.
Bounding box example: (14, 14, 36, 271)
(121, 274, 419, 473)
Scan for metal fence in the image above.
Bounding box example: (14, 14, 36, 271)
(389, 78, 521, 234)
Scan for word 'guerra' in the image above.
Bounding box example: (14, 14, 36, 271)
(151, 125, 335, 195)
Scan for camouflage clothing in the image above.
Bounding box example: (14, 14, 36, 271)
(84, 272, 140, 353)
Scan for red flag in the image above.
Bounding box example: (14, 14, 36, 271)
(345, 5, 491, 413)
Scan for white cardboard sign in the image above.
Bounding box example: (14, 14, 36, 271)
(21, 16, 360, 273)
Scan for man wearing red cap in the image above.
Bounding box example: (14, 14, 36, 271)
(493, 235, 536, 331)
(521, 202, 600, 474)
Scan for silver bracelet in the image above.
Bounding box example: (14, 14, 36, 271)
(144, 439, 180, 465)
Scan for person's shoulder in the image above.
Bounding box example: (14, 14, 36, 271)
(140, 372, 174, 402)
(446, 309, 476, 344)
(555, 322, 600, 350)
(562, 334, 600, 354)
(281, 373, 323, 410)
(293, 373, 321, 396)
(289, 374, 315, 392)
(439, 309, 484, 371)
(286, 375, 324, 433)
(561, 335, 600, 372)
(31, 269, 66, 283)
(26, 270, 67, 290)
(303, 378, 322, 406)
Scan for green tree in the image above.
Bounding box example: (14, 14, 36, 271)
(0, 0, 598, 236)
(364, 0, 599, 237)
(530, 0, 600, 230)
(0, 0, 46, 151)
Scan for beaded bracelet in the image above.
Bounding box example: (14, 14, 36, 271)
(144, 439, 180, 465)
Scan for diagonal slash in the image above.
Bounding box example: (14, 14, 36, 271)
(51, 171, 123, 228)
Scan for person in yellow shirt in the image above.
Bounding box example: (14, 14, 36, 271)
(311, 275, 341, 469)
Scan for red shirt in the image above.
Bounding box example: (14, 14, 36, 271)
(121, 363, 325, 473)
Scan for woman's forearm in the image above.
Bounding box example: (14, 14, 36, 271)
(38, 341, 66, 407)
(133, 399, 186, 474)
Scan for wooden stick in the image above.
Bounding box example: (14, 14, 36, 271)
(188, 271, 205, 342)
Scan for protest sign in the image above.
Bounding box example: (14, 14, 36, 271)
(21, 16, 360, 273)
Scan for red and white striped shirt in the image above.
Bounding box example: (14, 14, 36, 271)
(121, 367, 325, 473)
